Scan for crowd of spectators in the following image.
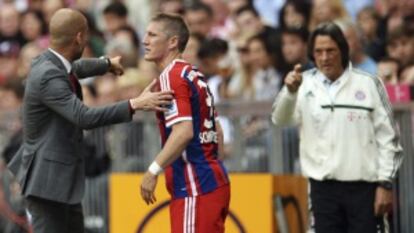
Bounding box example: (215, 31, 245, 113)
(0, 0, 413, 232)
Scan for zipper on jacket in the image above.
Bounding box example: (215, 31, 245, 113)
(330, 103, 334, 161)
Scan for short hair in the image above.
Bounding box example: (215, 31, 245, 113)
(185, 2, 213, 18)
(22, 10, 48, 35)
(235, 4, 259, 18)
(308, 22, 349, 69)
(103, 2, 128, 17)
(151, 13, 190, 52)
(335, 18, 366, 47)
(247, 33, 271, 54)
(281, 26, 309, 43)
(387, 25, 414, 46)
(197, 38, 228, 59)
(357, 6, 380, 22)
(247, 33, 279, 68)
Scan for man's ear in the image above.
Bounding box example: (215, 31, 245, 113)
(168, 35, 179, 50)
(75, 31, 83, 45)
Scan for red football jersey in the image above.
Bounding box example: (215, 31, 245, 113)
(156, 59, 229, 199)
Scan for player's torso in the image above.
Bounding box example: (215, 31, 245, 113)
(156, 60, 229, 198)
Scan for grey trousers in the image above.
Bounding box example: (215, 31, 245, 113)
(25, 196, 84, 233)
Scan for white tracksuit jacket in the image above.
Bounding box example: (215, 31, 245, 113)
(271, 65, 403, 182)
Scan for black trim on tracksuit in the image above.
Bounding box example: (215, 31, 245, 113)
(321, 104, 374, 112)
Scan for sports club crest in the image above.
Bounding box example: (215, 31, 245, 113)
(355, 90, 366, 101)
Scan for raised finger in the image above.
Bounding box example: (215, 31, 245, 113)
(293, 64, 302, 74)
(113, 56, 122, 63)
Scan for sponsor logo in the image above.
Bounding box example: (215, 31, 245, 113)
(347, 111, 368, 121)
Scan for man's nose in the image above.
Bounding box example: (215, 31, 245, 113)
(143, 36, 149, 45)
(321, 51, 329, 61)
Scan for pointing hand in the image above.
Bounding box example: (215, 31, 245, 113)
(285, 64, 302, 93)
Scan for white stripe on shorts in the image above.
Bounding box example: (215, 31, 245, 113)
(183, 197, 196, 233)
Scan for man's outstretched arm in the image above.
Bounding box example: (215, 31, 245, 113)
(72, 56, 124, 79)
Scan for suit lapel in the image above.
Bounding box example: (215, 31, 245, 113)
(44, 50, 83, 100)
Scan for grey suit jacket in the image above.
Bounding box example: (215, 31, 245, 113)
(8, 50, 132, 204)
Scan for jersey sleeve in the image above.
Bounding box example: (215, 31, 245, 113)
(160, 66, 193, 128)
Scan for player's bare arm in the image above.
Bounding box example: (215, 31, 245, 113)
(140, 121, 193, 205)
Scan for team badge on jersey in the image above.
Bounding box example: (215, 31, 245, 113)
(355, 90, 366, 101)
(165, 99, 178, 119)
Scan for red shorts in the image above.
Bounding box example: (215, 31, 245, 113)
(169, 184, 230, 233)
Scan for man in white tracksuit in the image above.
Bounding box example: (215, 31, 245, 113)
(271, 22, 403, 233)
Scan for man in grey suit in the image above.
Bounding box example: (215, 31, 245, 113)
(7, 8, 173, 233)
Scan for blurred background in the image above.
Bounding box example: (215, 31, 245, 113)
(0, 0, 413, 232)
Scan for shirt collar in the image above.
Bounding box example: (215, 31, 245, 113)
(317, 63, 351, 86)
(49, 48, 72, 73)
(160, 58, 187, 77)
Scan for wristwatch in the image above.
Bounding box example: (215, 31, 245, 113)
(99, 56, 111, 68)
(378, 181, 393, 190)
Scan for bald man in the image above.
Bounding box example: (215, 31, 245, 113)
(7, 9, 173, 233)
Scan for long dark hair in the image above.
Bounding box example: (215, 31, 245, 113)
(279, 0, 311, 29)
(308, 22, 349, 69)
(247, 33, 278, 69)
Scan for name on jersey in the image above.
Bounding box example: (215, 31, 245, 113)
(199, 130, 217, 144)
